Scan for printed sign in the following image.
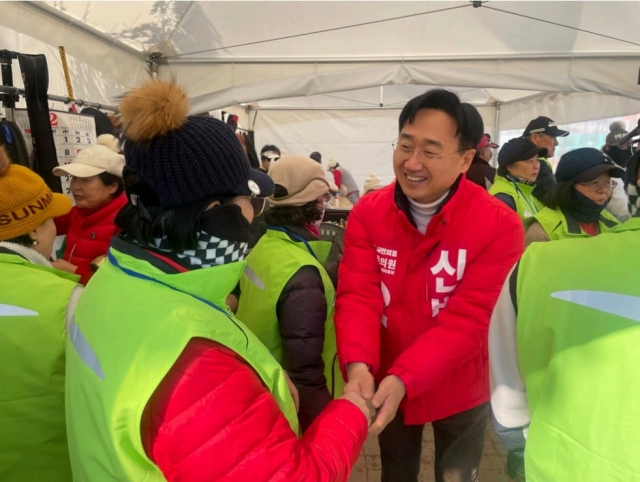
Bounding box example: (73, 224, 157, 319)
(14, 110, 97, 200)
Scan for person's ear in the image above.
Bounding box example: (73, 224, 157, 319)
(26, 230, 38, 245)
(460, 148, 475, 172)
(206, 200, 222, 211)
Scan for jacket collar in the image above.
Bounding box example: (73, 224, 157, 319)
(394, 175, 463, 229)
(0, 241, 51, 267)
(560, 207, 618, 233)
(266, 226, 332, 264)
(109, 236, 242, 306)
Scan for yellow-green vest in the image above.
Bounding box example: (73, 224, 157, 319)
(489, 175, 544, 221)
(0, 250, 79, 482)
(526, 206, 619, 241)
(516, 220, 640, 481)
(65, 244, 299, 482)
(237, 228, 343, 398)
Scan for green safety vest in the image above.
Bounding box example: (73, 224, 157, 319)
(489, 175, 544, 221)
(0, 252, 79, 482)
(526, 206, 619, 241)
(65, 246, 299, 482)
(516, 218, 640, 481)
(237, 228, 344, 398)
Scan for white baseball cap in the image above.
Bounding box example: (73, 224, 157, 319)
(53, 134, 125, 178)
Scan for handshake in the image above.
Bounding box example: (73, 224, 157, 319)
(339, 362, 407, 436)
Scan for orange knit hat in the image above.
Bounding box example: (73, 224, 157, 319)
(0, 146, 72, 241)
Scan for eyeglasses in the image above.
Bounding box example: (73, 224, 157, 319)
(392, 139, 470, 167)
(577, 179, 618, 191)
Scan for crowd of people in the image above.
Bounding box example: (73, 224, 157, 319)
(1, 78, 638, 482)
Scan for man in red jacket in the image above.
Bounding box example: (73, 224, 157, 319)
(335, 89, 524, 482)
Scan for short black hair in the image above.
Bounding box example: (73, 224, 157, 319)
(398, 89, 484, 151)
(543, 180, 579, 210)
(497, 165, 509, 177)
(260, 144, 281, 156)
(97, 171, 124, 197)
(265, 192, 324, 228)
(5, 233, 34, 247)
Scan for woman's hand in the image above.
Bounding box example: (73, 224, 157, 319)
(51, 259, 78, 274)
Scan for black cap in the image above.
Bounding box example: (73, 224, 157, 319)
(309, 151, 322, 163)
(523, 116, 569, 138)
(498, 137, 548, 167)
(555, 148, 625, 182)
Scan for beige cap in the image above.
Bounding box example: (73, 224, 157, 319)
(268, 155, 331, 207)
(363, 172, 383, 193)
(327, 159, 339, 170)
(53, 134, 124, 178)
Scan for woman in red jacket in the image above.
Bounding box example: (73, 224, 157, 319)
(52, 134, 127, 284)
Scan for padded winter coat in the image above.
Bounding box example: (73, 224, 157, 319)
(336, 178, 524, 424)
(55, 193, 127, 284)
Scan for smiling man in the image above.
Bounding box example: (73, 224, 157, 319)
(335, 89, 525, 482)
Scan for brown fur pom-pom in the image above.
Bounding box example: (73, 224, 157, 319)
(0, 146, 10, 176)
(119, 80, 189, 141)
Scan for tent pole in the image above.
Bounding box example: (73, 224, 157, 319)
(379, 86, 384, 107)
(0, 85, 117, 112)
(493, 101, 501, 168)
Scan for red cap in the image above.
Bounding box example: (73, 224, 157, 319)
(476, 134, 499, 149)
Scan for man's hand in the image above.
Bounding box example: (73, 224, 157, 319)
(344, 362, 374, 400)
(283, 371, 300, 413)
(368, 375, 406, 436)
(51, 259, 78, 274)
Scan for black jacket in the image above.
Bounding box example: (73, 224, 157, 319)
(466, 156, 496, 190)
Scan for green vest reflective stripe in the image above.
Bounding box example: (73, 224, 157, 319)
(237, 228, 343, 398)
(0, 252, 78, 482)
(65, 246, 299, 482)
(526, 206, 619, 241)
(516, 220, 640, 481)
(489, 175, 544, 221)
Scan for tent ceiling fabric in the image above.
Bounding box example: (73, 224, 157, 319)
(0, 1, 639, 128)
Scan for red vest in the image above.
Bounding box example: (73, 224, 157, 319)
(56, 193, 127, 284)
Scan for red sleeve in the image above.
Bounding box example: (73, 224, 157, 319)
(333, 169, 343, 188)
(54, 211, 71, 236)
(143, 338, 367, 482)
(334, 204, 383, 376)
(386, 209, 524, 401)
(75, 264, 92, 286)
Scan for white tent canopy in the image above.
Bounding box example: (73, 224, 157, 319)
(2, 1, 640, 187)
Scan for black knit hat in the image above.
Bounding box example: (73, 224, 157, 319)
(120, 80, 273, 210)
(498, 137, 548, 167)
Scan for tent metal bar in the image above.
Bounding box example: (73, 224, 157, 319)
(24, 1, 147, 61)
(244, 104, 490, 111)
(168, 51, 640, 65)
(0, 85, 118, 112)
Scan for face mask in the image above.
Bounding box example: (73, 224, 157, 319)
(570, 188, 610, 223)
(200, 203, 251, 244)
(607, 146, 631, 169)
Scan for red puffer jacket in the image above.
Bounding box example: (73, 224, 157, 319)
(335, 177, 524, 425)
(143, 338, 367, 481)
(55, 193, 127, 284)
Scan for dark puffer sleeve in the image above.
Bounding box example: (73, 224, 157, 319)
(277, 265, 332, 432)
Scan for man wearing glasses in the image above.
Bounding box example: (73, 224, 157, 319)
(522, 116, 570, 201)
(335, 89, 524, 482)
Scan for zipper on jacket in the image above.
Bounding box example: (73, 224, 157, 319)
(68, 243, 78, 264)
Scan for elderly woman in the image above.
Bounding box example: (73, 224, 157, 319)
(65, 80, 371, 482)
(525, 148, 623, 244)
(52, 134, 126, 284)
(489, 137, 547, 221)
(0, 147, 81, 482)
(237, 155, 341, 432)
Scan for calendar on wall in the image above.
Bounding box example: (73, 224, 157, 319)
(13, 109, 97, 200)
